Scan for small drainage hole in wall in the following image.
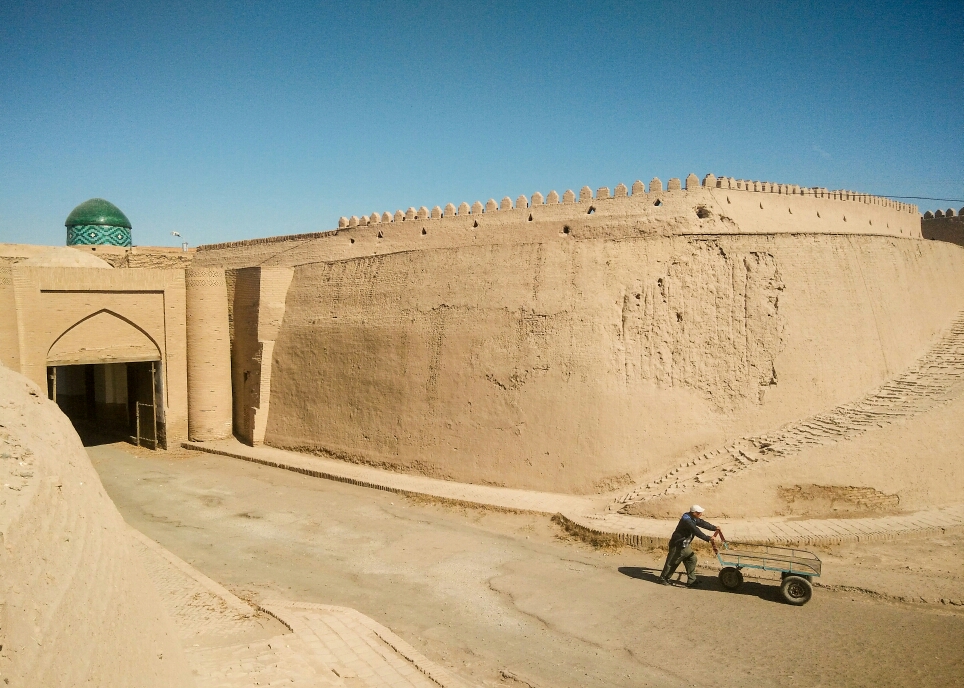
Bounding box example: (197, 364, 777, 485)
(528, 214, 533, 221)
(696, 206, 711, 219)
(422, 228, 427, 235)
(654, 199, 662, 207)
(377, 231, 383, 238)
(563, 225, 571, 234)
(350, 238, 355, 244)
(473, 220, 479, 228)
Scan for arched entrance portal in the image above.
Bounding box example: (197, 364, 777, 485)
(45, 310, 165, 447)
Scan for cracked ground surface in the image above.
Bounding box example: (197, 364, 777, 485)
(90, 443, 964, 688)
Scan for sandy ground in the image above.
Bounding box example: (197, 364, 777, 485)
(90, 443, 964, 688)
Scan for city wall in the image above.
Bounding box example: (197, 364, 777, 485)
(922, 208, 964, 248)
(185, 268, 233, 441)
(189, 174, 964, 494)
(257, 234, 963, 493)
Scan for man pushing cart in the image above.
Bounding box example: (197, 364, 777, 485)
(658, 504, 822, 604)
(658, 505, 722, 587)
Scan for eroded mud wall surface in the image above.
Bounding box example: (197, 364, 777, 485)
(230, 267, 295, 445)
(0, 367, 192, 687)
(260, 234, 964, 493)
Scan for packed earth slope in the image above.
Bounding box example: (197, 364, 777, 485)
(619, 310, 964, 517)
(0, 367, 193, 687)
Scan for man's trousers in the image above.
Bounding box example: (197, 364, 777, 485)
(660, 542, 697, 583)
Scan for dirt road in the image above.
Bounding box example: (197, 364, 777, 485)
(90, 444, 964, 688)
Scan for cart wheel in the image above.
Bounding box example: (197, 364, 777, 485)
(719, 567, 743, 590)
(780, 575, 813, 605)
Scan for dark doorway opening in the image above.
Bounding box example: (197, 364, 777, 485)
(46, 361, 164, 448)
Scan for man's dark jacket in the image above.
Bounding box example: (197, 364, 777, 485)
(669, 513, 718, 548)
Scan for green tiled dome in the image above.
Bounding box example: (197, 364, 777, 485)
(65, 198, 132, 247)
(65, 198, 132, 229)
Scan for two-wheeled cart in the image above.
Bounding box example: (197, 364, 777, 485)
(713, 534, 821, 605)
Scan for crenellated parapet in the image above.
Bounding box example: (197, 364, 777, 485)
(198, 172, 922, 258)
(334, 172, 919, 230)
(924, 207, 963, 219)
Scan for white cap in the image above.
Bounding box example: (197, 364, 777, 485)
(690, 505, 704, 513)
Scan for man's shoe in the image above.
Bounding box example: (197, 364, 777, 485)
(686, 579, 701, 588)
(658, 577, 670, 586)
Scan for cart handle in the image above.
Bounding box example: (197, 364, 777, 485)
(712, 530, 728, 549)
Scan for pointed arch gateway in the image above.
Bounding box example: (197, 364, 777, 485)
(47, 309, 161, 366)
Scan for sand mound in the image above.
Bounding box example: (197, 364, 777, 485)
(0, 367, 192, 686)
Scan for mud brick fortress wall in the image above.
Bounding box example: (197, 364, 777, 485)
(185, 268, 233, 441)
(922, 207, 964, 248)
(190, 174, 964, 494)
(2, 174, 960, 492)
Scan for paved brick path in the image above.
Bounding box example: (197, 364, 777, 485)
(260, 601, 471, 688)
(184, 438, 964, 547)
(132, 526, 476, 687)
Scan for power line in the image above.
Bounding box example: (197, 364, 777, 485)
(883, 196, 964, 203)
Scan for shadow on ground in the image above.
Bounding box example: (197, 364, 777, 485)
(618, 566, 785, 604)
(70, 421, 138, 448)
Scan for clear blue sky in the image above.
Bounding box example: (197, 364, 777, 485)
(1, 1, 961, 248)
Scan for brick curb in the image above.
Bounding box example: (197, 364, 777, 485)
(563, 510, 964, 548)
(182, 439, 597, 515)
(184, 440, 964, 548)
